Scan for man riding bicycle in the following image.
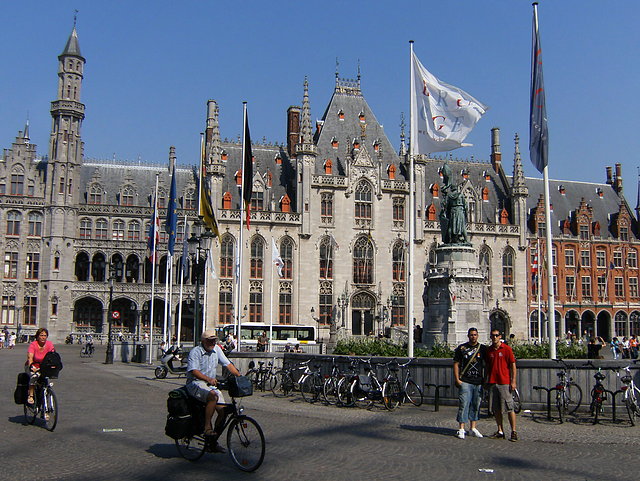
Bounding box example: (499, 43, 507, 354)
(186, 329, 241, 453)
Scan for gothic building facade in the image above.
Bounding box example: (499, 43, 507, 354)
(1, 26, 637, 344)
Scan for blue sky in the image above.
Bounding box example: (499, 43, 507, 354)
(2, 1, 639, 205)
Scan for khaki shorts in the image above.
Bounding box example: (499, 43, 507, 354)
(489, 384, 514, 414)
(186, 380, 227, 405)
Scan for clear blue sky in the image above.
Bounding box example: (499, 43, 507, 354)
(2, 0, 639, 205)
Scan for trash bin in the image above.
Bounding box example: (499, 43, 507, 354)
(135, 344, 147, 363)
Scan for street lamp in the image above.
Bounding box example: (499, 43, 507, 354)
(104, 263, 119, 364)
(188, 228, 214, 343)
(337, 293, 349, 328)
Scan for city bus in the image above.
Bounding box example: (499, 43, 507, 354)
(217, 323, 317, 350)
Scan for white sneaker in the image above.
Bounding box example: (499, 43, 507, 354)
(470, 428, 483, 438)
(456, 429, 466, 439)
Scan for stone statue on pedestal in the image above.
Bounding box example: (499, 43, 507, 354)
(439, 162, 469, 245)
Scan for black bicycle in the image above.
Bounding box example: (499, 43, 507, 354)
(80, 342, 94, 358)
(586, 361, 613, 425)
(174, 380, 265, 472)
(24, 374, 58, 431)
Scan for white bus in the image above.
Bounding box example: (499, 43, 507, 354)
(217, 323, 317, 350)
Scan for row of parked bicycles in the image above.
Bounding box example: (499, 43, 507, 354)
(246, 357, 424, 411)
(533, 359, 640, 425)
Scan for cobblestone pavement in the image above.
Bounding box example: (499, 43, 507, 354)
(2, 344, 638, 481)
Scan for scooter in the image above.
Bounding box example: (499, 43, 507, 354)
(154, 347, 188, 378)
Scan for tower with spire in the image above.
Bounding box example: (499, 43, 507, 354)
(295, 77, 317, 237)
(510, 133, 529, 248)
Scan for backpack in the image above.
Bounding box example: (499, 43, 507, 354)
(165, 387, 193, 439)
(13, 372, 29, 405)
(40, 351, 63, 378)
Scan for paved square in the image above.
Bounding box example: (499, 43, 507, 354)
(1, 345, 636, 480)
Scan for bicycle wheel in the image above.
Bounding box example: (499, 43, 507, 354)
(268, 370, 287, 397)
(154, 366, 168, 379)
(566, 383, 582, 414)
(322, 376, 339, 405)
(80, 348, 86, 358)
(300, 374, 321, 403)
(382, 379, 401, 411)
(24, 394, 37, 425)
(227, 416, 265, 472)
(512, 388, 522, 414)
(175, 435, 206, 461)
(246, 369, 258, 387)
(337, 377, 354, 407)
(350, 379, 373, 409)
(626, 392, 639, 426)
(42, 387, 58, 431)
(404, 380, 423, 407)
(590, 388, 603, 425)
(556, 392, 565, 423)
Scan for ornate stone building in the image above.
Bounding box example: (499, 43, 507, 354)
(1, 26, 636, 344)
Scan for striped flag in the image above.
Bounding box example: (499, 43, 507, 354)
(242, 110, 253, 229)
(530, 3, 549, 173)
(147, 196, 160, 262)
(272, 237, 284, 278)
(166, 166, 178, 255)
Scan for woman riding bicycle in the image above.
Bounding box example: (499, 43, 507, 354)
(25, 328, 56, 405)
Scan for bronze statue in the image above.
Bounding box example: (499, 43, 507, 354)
(439, 162, 469, 245)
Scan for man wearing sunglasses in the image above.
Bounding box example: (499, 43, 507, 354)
(485, 329, 518, 441)
(186, 329, 241, 452)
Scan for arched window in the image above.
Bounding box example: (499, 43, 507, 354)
(157, 189, 166, 208)
(128, 221, 141, 241)
(220, 236, 234, 278)
(28, 212, 43, 237)
(393, 198, 405, 225)
(250, 237, 264, 279)
(502, 248, 515, 298)
(79, 218, 92, 238)
(392, 241, 406, 281)
(95, 218, 108, 239)
(112, 220, 125, 240)
(111, 254, 124, 282)
(353, 236, 374, 284)
(91, 253, 107, 282)
(6, 211, 21, 236)
(321, 193, 333, 224)
(354, 181, 373, 221)
(75, 252, 90, 281)
(319, 237, 334, 279)
(184, 189, 196, 210)
(480, 247, 492, 298)
(89, 184, 103, 204)
(125, 254, 140, 283)
(10, 173, 24, 195)
(280, 237, 294, 279)
(121, 186, 135, 206)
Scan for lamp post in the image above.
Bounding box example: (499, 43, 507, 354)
(337, 293, 348, 328)
(105, 264, 116, 364)
(386, 294, 398, 333)
(188, 229, 214, 343)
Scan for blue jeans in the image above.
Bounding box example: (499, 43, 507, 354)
(457, 382, 483, 424)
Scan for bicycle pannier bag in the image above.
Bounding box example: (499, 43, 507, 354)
(228, 375, 253, 397)
(40, 351, 63, 378)
(13, 372, 29, 405)
(165, 387, 193, 439)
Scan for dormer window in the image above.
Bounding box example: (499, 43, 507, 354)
(235, 170, 242, 187)
(359, 112, 365, 122)
(579, 224, 590, 240)
(373, 141, 380, 153)
(500, 208, 509, 225)
(275, 154, 282, 165)
(596, 187, 603, 198)
(331, 137, 339, 149)
(267, 171, 273, 188)
(353, 139, 360, 150)
(221, 150, 228, 161)
(558, 185, 566, 195)
(482, 187, 489, 202)
(337, 110, 344, 121)
(222, 192, 232, 210)
(483, 170, 491, 181)
(462, 168, 469, 180)
(121, 186, 135, 206)
(280, 194, 291, 213)
(388, 164, 396, 180)
(430, 183, 439, 198)
(324, 159, 333, 175)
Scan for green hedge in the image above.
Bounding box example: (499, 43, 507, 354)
(333, 338, 587, 359)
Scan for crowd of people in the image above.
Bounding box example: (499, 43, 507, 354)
(0, 326, 17, 349)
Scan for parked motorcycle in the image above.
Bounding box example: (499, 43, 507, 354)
(154, 347, 187, 379)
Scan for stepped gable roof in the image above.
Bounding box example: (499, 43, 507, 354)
(218, 141, 294, 211)
(80, 161, 196, 207)
(61, 27, 84, 60)
(422, 157, 509, 225)
(524, 177, 629, 239)
(314, 78, 403, 179)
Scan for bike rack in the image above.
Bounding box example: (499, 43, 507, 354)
(611, 389, 625, 423)
(424, 383, 448, 411)
(532, 385, 558, 421)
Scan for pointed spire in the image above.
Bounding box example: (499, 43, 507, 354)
(23, 118, 30, 143)
(206, 100, 223, 164)
(512, 133, 527, 196)
(61, 18, 83, 60)
(399, 112, 407, 156)
(301, 77, 313, 143)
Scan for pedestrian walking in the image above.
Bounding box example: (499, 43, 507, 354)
(486, 329, 518, 442)
(453, 327, 487, 439)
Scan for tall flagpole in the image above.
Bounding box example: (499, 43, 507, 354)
(168, 257, 174, 340)
(162, 255, 170, 344)
(236, 102, 248, 351)
(148, 173, 159, 364)
(203, 259, 209, 336)
(537, 238, 542, 343)
(408, 40, 416, 358)
(269, 238, 275, 352)
(176, 215, 187, 347)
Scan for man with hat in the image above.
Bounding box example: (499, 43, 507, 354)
(186, 329, 241, 452)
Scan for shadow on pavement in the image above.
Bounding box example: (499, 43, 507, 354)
(7, 415, 28, 425)
(147, 443, 181, 459)
(399, 424, 455, 437)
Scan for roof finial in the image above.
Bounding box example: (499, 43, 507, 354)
(399, 112, 406, 156)
(335, 57, 339, 86)
(74, 9, 78, 28)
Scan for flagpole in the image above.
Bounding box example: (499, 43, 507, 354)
(537, 238, 542, 343)
(408, 40, 416, 357)
(162, 254, 170, 345)
(236, 102, 248, 351)
(176, 214, 187, 347)
(269, 238, 275, 352)
(203, 257, 209, 336)
(148, 173, 159, 364)
(168, 256, 174, 340)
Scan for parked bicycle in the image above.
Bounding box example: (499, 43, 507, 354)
(269, 360, 310, 397)
(397, 359, 424, 407)
(349, 359, 397, 410)
(586, 361, 615, 425)
(174, 377, 265, 472)
(24, 374, 58, 431)
(246, 360, 274, 392)
(80, 341, 95, 358)
(614, 361, 640, 425)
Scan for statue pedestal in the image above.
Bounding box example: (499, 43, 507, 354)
(424, 245, 488, 347)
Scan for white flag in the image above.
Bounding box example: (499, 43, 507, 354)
(411, 50, 488, 154)
(208, 247, 218, 280)
(272, 238, 284, 278)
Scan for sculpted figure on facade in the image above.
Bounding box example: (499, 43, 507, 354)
(439, 162, 469, 245)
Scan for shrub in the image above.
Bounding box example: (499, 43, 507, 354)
(333, 338, 453, 358)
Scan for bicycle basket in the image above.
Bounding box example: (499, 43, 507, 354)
(622, 375, 633, 384)
(228, 375, 253, 397)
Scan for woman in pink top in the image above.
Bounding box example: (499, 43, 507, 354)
(25, 328, 55, 404)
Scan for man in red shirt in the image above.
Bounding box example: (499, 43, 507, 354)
(485, 329, 518, 441)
